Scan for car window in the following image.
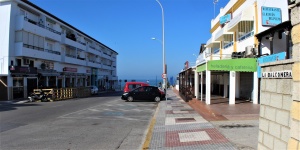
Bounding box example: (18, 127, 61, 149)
(139, 87, 145, 92)
(129, 84, 141, 90)
(132, 87, 140, 92)
(145, 87, 152, 92)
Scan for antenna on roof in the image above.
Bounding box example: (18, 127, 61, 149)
(213, 0, 219, 18)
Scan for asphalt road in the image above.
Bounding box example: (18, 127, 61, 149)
(0, 92, 158, 150)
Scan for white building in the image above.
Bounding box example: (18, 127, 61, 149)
(0, 0, 118, 100)
(194, 0, 289, 104)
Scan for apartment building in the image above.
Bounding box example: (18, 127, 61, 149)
(179, 0, 289, 104)
(0, 0, 118, 100)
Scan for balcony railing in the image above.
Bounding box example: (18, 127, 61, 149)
(24, 17, 62, 35)
(223, 42, 234, 49)
(214, 48, 220, 54)
(23, 44, 44, 51)
(66, 54, 76, 58)
(238, 31, 254, 42)
(89, 46, 96, 49)
(45, 49, 61, 55)
(78, 41, 86, 46)
(77, 56, 85, 60)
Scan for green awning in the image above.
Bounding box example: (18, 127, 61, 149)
(207, 58, 257, 72)
(197, 64, 206, 72)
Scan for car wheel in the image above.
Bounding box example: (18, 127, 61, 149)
(127, 96, 134, 102)
(154, 96, 161, 102)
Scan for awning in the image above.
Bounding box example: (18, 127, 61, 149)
(197, 64, 206, 72)
(38, 72, 60, 76)
(215, 24, 233, 41)
(227, 6, 254, 32)
(205, 36, 220, 48)
(38, 69, 59, 76)
(207, 58, 257, 72)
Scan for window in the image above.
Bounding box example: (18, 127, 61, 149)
(238, 21, 254, 41)
(223, 34, 233, 49)
(46, 42, 53, 50)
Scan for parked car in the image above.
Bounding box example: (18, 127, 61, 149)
(90, 86, 99, 95)
(123, 82, 149, 93)
(121, 86, 163, 102)
(158, 88, 166, 99)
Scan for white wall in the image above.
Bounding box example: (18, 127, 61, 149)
(0, 2, 12, 75)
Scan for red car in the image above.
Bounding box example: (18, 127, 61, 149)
(123, 82, 149, 93)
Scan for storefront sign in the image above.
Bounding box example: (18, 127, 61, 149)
(261, 70, 292, 78)
(9, 66, 38, 76)
(261, 6, 282, 26)
(208, 58, 257, 72)
(257, 52, 286, 78)
(220, 14, 231, 25)
(63, 67, 77, 72)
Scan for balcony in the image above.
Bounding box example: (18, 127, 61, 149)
(63, 36, 87, 50)
(102, 64, 112, 70)
(223, 42, 234, 49)
(87, 46, 101, 56)
(15, 42, 61, 61)
(64, 54, 86, 66)
(16, 15, 61, 42)
(87, 60, 101, 68)
(102, 53, 112, 60)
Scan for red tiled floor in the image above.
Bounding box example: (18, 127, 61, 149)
(172, 89, 259, 121)
(165, 128, 229, 147)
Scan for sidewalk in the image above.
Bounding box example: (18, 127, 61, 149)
(143, 89, 239, 150)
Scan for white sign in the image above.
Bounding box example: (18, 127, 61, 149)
(261, 70, 292, 78)
(162, 73, 167, 79)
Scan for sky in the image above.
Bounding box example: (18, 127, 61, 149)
(29, 0, 229, 80)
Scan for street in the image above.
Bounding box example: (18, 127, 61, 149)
(0, 92, 158, 150)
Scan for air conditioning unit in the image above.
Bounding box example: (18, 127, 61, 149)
(23, 58, 30, 65)
(245, 46, 253, 57)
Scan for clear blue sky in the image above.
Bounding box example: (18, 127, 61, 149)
(30, 0, 229, 80)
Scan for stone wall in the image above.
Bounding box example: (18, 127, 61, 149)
(258, 1, 300, 149)
(289, 0, 300, 149)
(258, 61, 294, 149)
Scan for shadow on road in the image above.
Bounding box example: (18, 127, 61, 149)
(0, 103, 42, 112)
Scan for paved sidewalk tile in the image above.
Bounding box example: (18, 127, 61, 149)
(147, 89, 237, 150)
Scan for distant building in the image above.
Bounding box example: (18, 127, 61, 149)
(0, 0, 118, 100)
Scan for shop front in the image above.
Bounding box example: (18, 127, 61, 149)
(9, 66, 38, 100)
(63, 67, 77, 87)
(196, 58, 258, 104)
(37, 69, 60, 88)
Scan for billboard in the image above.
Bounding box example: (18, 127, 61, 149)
(261, 6, 282, 26)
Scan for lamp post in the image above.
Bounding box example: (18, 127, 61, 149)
(154, 0, 167, 99)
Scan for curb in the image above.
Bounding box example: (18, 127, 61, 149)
(142, 101, 160, 150)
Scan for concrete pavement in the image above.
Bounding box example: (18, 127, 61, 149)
(143, 88, 259, 150)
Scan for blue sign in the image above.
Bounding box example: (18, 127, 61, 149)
(220, 14, 231, 25)
(261, 6, 282, 26)
(257, 52, 286, 78)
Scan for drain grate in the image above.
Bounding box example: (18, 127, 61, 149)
(175, 118, 196, 123)
(219, 124, 254, 128)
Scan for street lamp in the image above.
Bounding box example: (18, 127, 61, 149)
(154, 0, 167, 99)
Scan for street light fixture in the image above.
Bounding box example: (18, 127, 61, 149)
(154, 0, 167, 99)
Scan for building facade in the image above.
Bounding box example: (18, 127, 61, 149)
(191, 0, 289, 105)
(0, 0, 118, 100)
